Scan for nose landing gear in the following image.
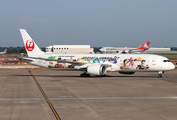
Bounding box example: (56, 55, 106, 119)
(158, 71, 164, 78)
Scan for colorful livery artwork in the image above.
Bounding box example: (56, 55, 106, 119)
(120, 57, 149, 70)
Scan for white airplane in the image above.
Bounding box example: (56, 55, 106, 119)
(100, 41, 150, 53)
(19, 29, 175, 78)
(0, 49, 7, 54)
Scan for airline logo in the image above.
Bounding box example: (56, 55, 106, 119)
(143, 43, 148, 48)
(26, 40, 35, 51)
(139, 41, 150, 49)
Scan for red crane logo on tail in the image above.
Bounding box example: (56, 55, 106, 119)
(26, 40, 35, 51)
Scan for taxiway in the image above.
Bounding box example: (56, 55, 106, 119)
(0, 69, 177, 120)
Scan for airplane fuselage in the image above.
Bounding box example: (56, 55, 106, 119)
(100, 47, 147, 53)
(19, 29, 174, 77)
(26, 53, 175, 72)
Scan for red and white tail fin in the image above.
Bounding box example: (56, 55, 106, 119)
(3, 49, 7, 53)
(139, 41, 150, 49)
(19, 29, 45, 57)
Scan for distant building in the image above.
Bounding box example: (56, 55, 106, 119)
(145, 48, 171, 53)
(146, 48, 171, 52)
(46, 45, 94, 54)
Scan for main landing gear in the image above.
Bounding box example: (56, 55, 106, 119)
(158, 71, 164, 78)
(80, 73, 90, 77)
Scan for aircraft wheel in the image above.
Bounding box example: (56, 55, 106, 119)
(86, 74, 90, 77)
(80, 73, 90, 77)
(158, 74, 162, 78)
(80, 73, 84, 77)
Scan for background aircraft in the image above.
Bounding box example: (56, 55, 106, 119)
(0, 49, 7, 54)
(19, 29, 174, 78)
(100, 41, 150, 53)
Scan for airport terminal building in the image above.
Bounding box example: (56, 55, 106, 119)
(46, 45, 94, 54)
(145, 47, 177, 53)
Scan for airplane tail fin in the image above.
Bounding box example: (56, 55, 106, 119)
(139, 41, 150, 49)
(19, 29, 45, 57)
(3, 49, 7, 53)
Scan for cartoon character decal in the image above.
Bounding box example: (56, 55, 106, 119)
(120, 59, 129, 69)
(136, 60, 149, 70)
(54, 63, 74, 68)
(47, 56, 150, 70)
(108, 58, 117, 64)
(120, 57, 149, 70)
(47, 56, 119, 69)
(48, 56, 56, 68)
(48, 56, 57, 59)
(48, 56, 74, 68)
(93, 58, 100, 63)
(76, 57, 118, 64)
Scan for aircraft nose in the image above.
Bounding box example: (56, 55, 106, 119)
(171, 63, 175, 70)
(162, 62, 175, 71)
(168, 62, 175, 70)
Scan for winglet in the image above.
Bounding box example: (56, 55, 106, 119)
(19, 29, 45, 57)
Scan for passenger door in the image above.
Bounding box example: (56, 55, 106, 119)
(152, 58, 157, 65)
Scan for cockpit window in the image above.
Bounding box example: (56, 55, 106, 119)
(163, 60, 167, 62)
(163, 60, 170, 62)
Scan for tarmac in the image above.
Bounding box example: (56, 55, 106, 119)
(0, 68, 177, 120)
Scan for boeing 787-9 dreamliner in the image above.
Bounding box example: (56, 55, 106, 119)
(19, 29, 175, 78)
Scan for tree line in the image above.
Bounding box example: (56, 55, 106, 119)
(0, 47, 46, 54)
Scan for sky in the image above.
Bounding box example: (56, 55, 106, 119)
(0, 0, 177, 47)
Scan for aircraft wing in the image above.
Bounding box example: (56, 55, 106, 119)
(20, 56, 112, 68)
(50, 68, 84, 71)
(24, 57, 86, 66)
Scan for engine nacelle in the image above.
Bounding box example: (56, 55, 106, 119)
(119, 72, 135, 74)
(121, 50, 129, 54)
(87, 64, 106, 76)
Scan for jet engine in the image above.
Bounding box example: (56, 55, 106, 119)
(121, 50, 130, 54)
(119, 72, 135, 74)
(87, 64, 106, 76)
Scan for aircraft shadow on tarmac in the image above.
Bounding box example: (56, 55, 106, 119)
(12, 74, 159, 78)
